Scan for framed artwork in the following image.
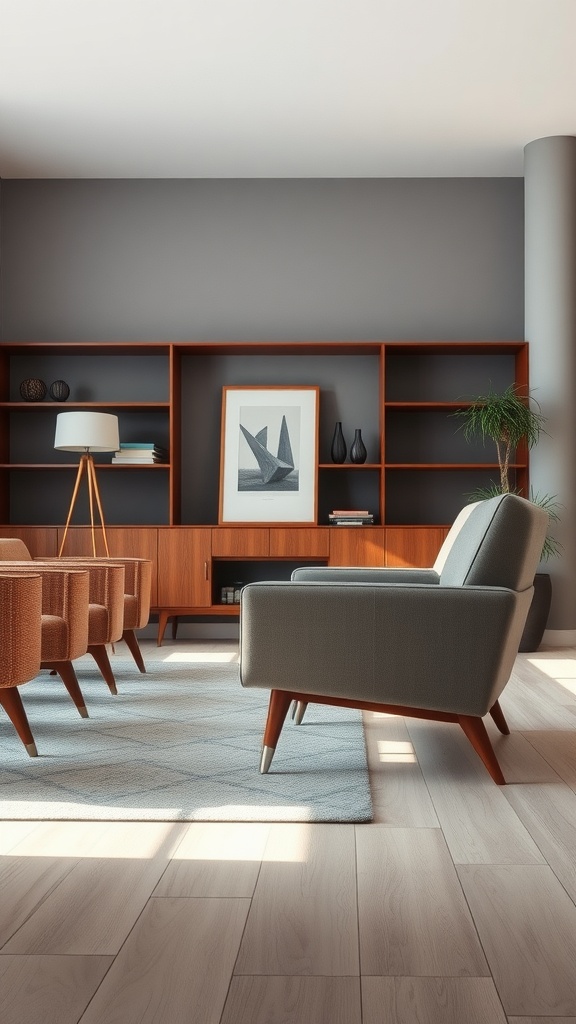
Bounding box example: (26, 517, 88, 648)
(219, 385, 319, 524)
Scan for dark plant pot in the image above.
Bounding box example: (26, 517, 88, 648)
(518, 572, 552, 653)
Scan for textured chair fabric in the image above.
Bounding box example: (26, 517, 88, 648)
(0, 564, 91, 717)
(240, 494, 548, 784)
(48, 556, 152, 673)
(0, 541, 125, 695)
(0, 572, 43, 755)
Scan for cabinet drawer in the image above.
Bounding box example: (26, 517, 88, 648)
(211, 528, 270, 557)
(269, 528, 330, 558)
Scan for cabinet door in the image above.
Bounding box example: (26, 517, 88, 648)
(0, 526, 59, 558)
(157, 528, 212, 607)
(269, 528, 330, 558)
(385, 527, 449, 568)
(329, 528, 386, 566)
(211, 528, 269, 557)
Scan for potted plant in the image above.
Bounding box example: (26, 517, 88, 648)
(452, 384, 561, 651)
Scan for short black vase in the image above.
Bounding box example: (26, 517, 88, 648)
(350, 428, 367, 464)
(49, 379, 70, 401)
(331, 421, 347, 463)
(19, 378, 47, 401)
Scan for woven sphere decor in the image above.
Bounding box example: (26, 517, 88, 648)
(49, 379, 70, 401)
(19, 378, 47, 401)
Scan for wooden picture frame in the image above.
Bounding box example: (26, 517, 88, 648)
(218, 385, 319, 524)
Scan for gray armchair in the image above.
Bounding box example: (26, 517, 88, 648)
(239, 494, 548, 784)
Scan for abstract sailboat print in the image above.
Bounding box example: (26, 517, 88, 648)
(239, 414, 296, 487)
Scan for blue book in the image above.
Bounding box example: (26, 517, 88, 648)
(120, 442, 156, 449)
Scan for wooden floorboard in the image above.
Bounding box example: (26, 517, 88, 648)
(1, 641, 576, 1023)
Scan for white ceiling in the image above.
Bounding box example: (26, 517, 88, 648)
(1, 0, 575, 179)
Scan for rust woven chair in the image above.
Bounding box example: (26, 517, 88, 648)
(0, 540, 125, 696)
(51, 556, 152, 673)
(0, 563, 91, 718)
(0, 572, 43, 756)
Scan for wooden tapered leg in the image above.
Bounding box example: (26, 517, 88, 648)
(458, 714, 506, 785)
(88, 644, 118, 695)
(0, 688, 38, 756)
(260, 690, 293, 772)
(44, 661, 89, 718)
(87, 455, 110, 557)
(123, 628, 146, 672)
(489, 699, 510, 735)
(59, 455, 88, 557)
(172, 616, 179, 640)
(157, 611, 169, 647)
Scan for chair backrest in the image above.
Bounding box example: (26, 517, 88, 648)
(439, 493, 548, 591)
(433, 501, 481, 574)
(0, 538, 32, 560)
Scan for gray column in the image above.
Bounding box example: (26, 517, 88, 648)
(524, 136, 576, 636)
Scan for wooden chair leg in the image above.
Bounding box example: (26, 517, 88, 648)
(44, 661, 89, 718)
(261, 690, 294, 773)
(123, 629, 146, 673)
(0, 687, 38, 756)
(489, 699, 510, 735)
(88, 644, 118, 695)
(458, 714, 506, 785)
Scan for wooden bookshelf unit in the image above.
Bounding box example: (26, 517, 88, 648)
(0, 340, 529, 641)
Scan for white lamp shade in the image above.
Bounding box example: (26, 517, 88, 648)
(54, 411, 120, 452)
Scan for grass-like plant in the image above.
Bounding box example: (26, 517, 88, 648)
(452, 384, 561, 560)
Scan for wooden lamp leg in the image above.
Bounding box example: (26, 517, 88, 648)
(87, 455, 110, 557)
(59, 454, 88, 557)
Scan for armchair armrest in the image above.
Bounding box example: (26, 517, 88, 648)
(35, 559, 125, 644)
(240, 580, 532, 718)
(0, 565, 90, 661)
(292, 566, 439, 584)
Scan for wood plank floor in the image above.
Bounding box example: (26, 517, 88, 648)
(2, 640, 576, 1023)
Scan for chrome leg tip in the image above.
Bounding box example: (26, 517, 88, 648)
(260, 746, 275, 774)
(25, 742, 39, 757)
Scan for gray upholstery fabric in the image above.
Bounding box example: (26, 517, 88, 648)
(439, 494, 547, 590)
(240, 494, 548, 719)
(292, 566, 439, 584)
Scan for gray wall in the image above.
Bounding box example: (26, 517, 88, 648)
(0, 178, 524, 341)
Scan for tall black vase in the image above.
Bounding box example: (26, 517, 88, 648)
(350, 428, 367, 464)
(331, 422, 347, 463)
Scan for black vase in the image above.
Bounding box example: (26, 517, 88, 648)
(331, 422, 347, 463)
(350, 428, 367, 464)
(19, 378, 47, 401)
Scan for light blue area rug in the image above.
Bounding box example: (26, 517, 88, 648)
(0, 658, 373, 822)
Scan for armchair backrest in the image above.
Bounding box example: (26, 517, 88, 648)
(0, 538, 32, 560)
(439, 494, 548, 591)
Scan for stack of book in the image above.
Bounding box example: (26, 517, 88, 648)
(328, 509, 374, 525)
(112, 443, 168, 464)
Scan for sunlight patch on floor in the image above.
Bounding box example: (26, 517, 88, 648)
(528, 656, 576, 695)
(163, 652, 238, 664)
(376, 740, 416, 763)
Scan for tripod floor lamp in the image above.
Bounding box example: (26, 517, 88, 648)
(55, 411, 120, 557)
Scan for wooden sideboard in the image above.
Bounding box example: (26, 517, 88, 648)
(0, 523, 450, 644)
